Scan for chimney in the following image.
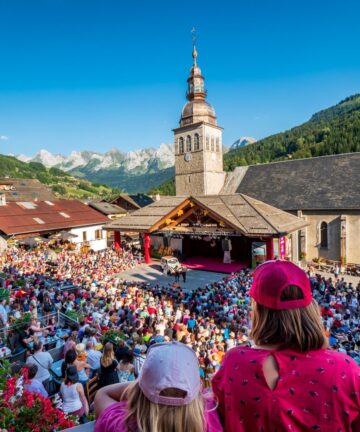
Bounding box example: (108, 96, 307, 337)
(155, 193, 160, 201)
(0, 194, 6, 206)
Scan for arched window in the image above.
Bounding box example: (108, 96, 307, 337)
(178, 137, 184, 154)
(320, 222, 328, 248)
(215, 137, 220, 152)
(194, 133, 200, 151)
(211, 136, 215, 152)
(186, 135, 192, 152)
(206, 136, 210, 151)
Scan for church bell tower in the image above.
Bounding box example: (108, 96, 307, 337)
(174, 44, 225, 196)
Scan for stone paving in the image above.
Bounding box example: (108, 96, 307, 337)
(116, 261, 226, 291)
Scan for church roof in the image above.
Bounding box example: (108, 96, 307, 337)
(223, 153, 360, 211)
(105, 194, 307, 236)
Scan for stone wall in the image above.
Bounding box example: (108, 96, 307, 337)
(301, 210, 360, 264)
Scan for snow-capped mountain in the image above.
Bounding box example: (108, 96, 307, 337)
(15, 145, 175, 193)
(17, 144, 174, 173)
(230, 137, 257, 150)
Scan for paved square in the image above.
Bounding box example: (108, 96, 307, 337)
(117, 261, 226, 291)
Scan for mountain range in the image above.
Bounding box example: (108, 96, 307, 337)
(16, 144, 175, 194)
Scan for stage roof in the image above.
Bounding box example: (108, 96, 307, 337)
(105, 194, 308, 237)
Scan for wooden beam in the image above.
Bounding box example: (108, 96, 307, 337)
(166, 206, 197, 228)
(149, 199, 191, 233)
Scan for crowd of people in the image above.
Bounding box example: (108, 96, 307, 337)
(0, 243, 360, 430)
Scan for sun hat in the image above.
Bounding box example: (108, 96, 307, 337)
(138, 342, 201, 406)
(250, 260, 312, 310)
(75, 343, 86, 353)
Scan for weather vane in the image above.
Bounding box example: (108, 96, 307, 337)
(191, 27, 196, 47)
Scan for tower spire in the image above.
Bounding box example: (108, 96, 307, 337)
(191, 27, 197, 66)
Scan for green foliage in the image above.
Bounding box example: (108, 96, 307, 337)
(51, 184, 67, 195)
(64, 309, 84, 323)
(12, 312, 31, 330)
(102, 329, 127, 345)
(224, 94, 360, 170)
(0, 287, 10, 301)
(148, 177, 175, 195)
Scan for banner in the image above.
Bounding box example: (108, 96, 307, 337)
(279, 237, 286, 260)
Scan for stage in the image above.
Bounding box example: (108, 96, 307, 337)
(183, 256, 248, 273)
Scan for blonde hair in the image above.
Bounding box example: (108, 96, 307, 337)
(250, 285, 328, 352)
(101, 342, 115, 367)
(122, 382, 205, 432)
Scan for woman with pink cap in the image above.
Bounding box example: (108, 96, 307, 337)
(94, 341, 222, 432)
(212, 260, 360, 432)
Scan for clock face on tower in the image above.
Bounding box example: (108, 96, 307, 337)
(184, 153, 192, 162)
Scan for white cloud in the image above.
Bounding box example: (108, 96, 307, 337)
(0, 135, 9, 141)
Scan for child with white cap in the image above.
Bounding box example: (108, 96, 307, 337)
(95, 341, 222, 432)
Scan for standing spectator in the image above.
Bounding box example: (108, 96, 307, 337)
(61, 365, 89, 422)
(213, 261, 360, 432)
(99, 343, 120, 388)
(181, 266, 187, 283)
(27, 341, 53, 394)
(134, 345, 147, 378)
(0, 299, 8, 327)
(63, 331, 78, 357)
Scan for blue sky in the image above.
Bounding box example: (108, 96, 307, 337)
(1, 0, 360, 156)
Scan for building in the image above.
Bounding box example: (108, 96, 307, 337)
(105, 194, 307, 270)
(0, 198, 108, 252)
(88, 201, 127, 220)
(171, 45, 360, 266)
(106, 44, 360, 267)
(221, 153, 360, 265)
(174, 46, 225, 196)
(110, 194, 154, 213)
(0, 178, 55, 202)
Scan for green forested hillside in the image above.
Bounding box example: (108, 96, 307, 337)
(148, 177, 175, 195)
(151, 94, 360, 194)
(224, 94, 360, 170)
(0, 155, 120, 199)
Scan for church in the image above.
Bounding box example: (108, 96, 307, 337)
(105, 45, 318, 271)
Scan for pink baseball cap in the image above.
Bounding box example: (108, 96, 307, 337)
(250, 260, 312, 310)
(139, 342, 201, 406)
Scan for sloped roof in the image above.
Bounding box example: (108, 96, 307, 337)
(89, 201, 127, 216)
(0, 178, 55, 202)
(105, 196, 185, 231)
(110, 194, 154, 210)
(105, 194, 307, 236)
(0, 200, 108, 235)
(225, 153, 360, 211)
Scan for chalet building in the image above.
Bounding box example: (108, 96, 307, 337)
(88, 201, 127, 220)
(110, 194, 154, 213)
(0, 197, 108, 252)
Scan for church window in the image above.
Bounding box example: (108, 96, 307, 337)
(320, 222, 328, 248)
(178, 137, 184, 154)
(211, 136, 215, 152)
(194, 134, 200, 151)
(186, 135, 192, 152)
(206, 136, 210, 151)
(216, 137, 220, 152)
